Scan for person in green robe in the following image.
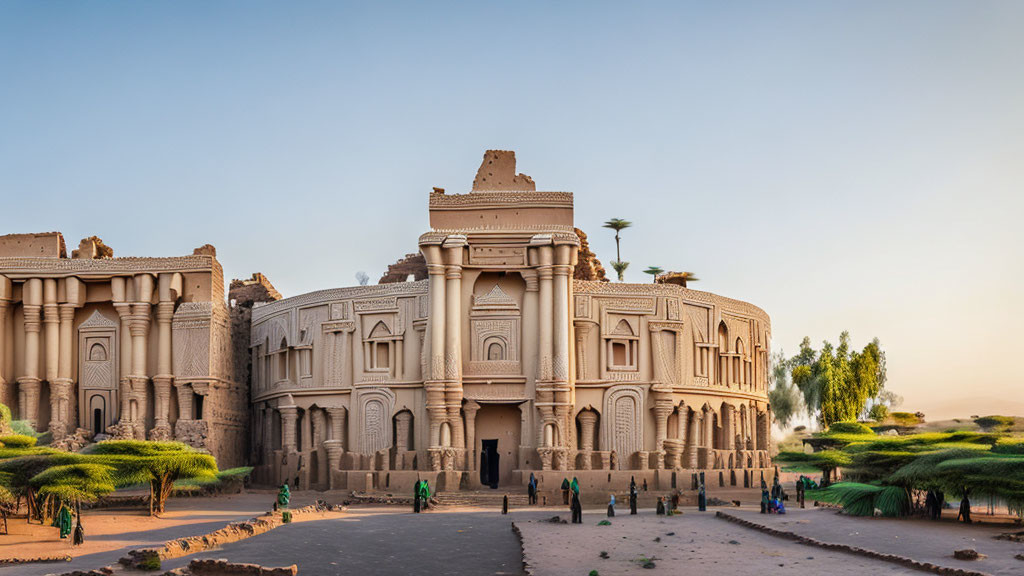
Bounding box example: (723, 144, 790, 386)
(56, 503, 73, 539)
(277, 483, 291, 508)
(570, 477, 580, 496)
(418, 479, 431, 509)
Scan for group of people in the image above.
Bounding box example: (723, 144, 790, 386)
(794, 475, 818, 508)
(760, 472, 787, 514)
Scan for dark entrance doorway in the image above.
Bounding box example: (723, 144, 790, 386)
(480, 439, 499, 489)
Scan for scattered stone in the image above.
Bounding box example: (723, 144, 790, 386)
(1014, 553, 1024, 561)
(728, 540, 740, 545)
(547, 516, 567, 524)
(953, 549, 986, 561)
(665, 532, 675, 536)
(653, 537, 660, 542)
(599, 551, 609, 559)
(996, 530, 1024, 543)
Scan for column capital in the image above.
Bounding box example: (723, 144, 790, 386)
(463, 400, 480, 415)
(521, 269, 539, 292)
(156, 301, 176, 321)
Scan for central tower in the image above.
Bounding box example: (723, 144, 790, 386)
(418, 150, 579, 474)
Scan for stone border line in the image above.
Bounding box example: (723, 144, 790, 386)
(0, 554, 72, 565)
(510, 522, 535, 576)
(715, 511, 993, 576)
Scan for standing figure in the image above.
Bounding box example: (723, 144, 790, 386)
(528, 473, 538, 505)
(957, 491, 972, 524)
(56, 503, 72, 539)
(413, 480, 422, 513)
(925, 490, 936, 519)
(571, 491, 583, 524)
(419, 479, 431, 510)
(656, 497, 665, 515)
(670, 492, 680, 512)
(561, 478, 571, 505)
(502, 494, 509, 515)
(277, 483, 291, 509)
(642, 478, 648, 492)
(760, 472, 769, 514)
(607, 494, 616, 517)
(934, 491, 944, 520)
(629, 479, 638, 515)
(698, 472, 707, 512)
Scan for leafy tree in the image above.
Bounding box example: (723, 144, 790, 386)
(788, 333, 889, 427)
(767, 351, 801, 428)
(602, 218, 632, 281)
(86, 441, 217, 515)
(642, 266, 664, 283)
(868, 403, 889, 422)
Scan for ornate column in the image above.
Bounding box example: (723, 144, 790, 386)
(42, 280, 59, 409)
(749, 401, 758, 454)
(578, 410, 597, 452)
(150, 299, 176, 440)
(687, 408, 700, 468)
(280, 405, 299, 452)
(531, 238, 555, 451)
(420, 241, 446, 468)
(323, 439, 344, 488)
(653, 398, 674, 470)
(50, 299, 78, 439)
(18, 278, 43, 427)
(463, 400, 479, 471)
(111, 277, 133, 429)
(443, 235, 466, 467)
(573, 321, 593, 381)
(0, 275, 10, 404)
(175, 381, 194, 422)
(723, 404, 735, 452)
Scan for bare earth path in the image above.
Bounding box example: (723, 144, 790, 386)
(727, 507, 1024, 576)
(517, 507, 923, 576)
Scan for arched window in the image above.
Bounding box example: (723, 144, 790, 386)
(485, 338, 506, 361)
(88, 342, 107, 362)
(365, 321, 394, 372)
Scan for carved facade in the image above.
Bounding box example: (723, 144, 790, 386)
(250, 151, 774, 492)
(0, 234, 246, 467)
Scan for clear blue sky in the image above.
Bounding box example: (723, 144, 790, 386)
(2, 1, 1022, 420)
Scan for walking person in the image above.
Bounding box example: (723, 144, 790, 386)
(571, 490, 583, 524)
(528, 473, 538, 505)
(629, 478, 638, 515)
(607, 493, 616, 517)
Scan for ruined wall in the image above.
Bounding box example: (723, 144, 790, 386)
(378, 253, 428, 284)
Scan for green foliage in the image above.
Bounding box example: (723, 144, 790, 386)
(610, 260, 629, 282)
(992, 438, 1024, 455)
(31, 463, 116, 502)
(0, 403, 11, 428)
(868, 403, 889, 422)
(890, 412, 922, 426)
(11, 420, 40, 437)
(642, 266, 664, 282)
(787, 334, 888, 427)
(974, 415, 1015, 431)
(137, 554, 162, 571)
(603, 218, 633, 281)
(597, 519, 611, 525)
(775, 449, 852, 471)
(807, 482, 910, 517)
(768, 351, 802, 428)
(827, 422, 875, 435)
(0, 434, 38, 448)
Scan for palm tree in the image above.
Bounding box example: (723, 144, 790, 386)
(610, 260, 630, 282)
(643, 266, 664, 283)
(602, 218, 632, 281)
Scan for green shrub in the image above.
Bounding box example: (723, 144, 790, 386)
(891, 412, 923, 426)
(0, 403, 11, 428)
(0, 434, 38, 448)
(974, 415, 1015, 431)
(827, 422, 875, 436)
(868, 404, 889, 422)
(137, 553, 162, 571)
(992, 437, 1024, 455)
(11, 420, 39, 437)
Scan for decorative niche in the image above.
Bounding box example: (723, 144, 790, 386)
(467, 283, 521, 376)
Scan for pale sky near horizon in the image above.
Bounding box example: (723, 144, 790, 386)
(1, 1, 1022, 421)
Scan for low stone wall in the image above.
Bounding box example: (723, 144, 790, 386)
(174, 558, 298, 575)
(715, 511, 993, 576)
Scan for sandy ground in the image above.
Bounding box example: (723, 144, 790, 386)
(729, 507, 1024, 576)
(516, 506, 924, 576)
(0, 490, 332, 566)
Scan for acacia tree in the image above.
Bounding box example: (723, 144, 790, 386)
(603, 218, 632, 281)
(86, 441, 217, 515)
(642, 266, 664, 283)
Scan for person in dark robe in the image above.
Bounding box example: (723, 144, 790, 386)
(925, 491, 936, 519)
(413, 480, 422, 513)
(72, 512, 84, 546)
(629, 480, 638, 515)
(935, 491, 944, 520)
(656, 497, 665, 515)
(698, 472, 707, 512)
(957, 491, 972, 524)
(561, 478, 571, 505)
(607, 494, 615, 517)
(760, 472, 769, 514)
(528, 473, 538, 505)
(502, 494, 509, 515)
(571, 491, 583, 524)
(642, 478, 648, 491)
(670, 492, 680, 512)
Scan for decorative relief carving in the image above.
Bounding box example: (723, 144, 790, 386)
(667, 298, 680, 320)
(356, 388, 395, 454)
(602, 386, 644, 463)
(468, 245, 527, 267)
(354, 297, 398, 312)
(329, 301, 349, 320)
(252, 281, 427, 323)
(173, 302, 213, 379)
(575, 295, 590, 319)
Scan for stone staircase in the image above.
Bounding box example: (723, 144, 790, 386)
(433, 490, 531, 508)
